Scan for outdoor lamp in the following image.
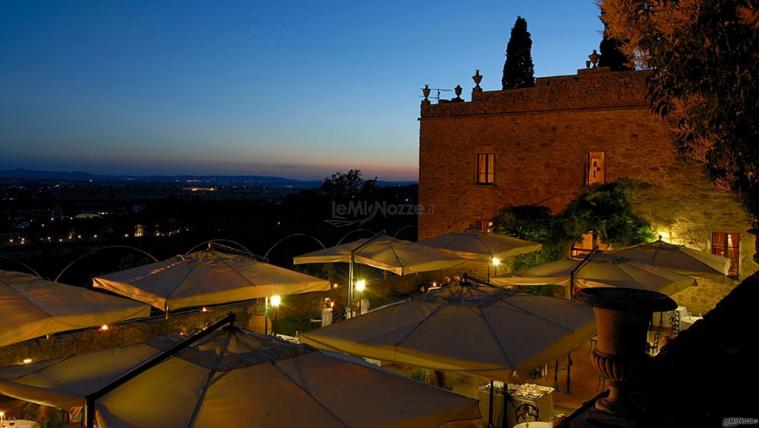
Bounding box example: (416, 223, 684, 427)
(270, 295, 282, 307)
(355, 279, 367, 293)
(491, 257, 501, 266)
(22, 358, 32, 364)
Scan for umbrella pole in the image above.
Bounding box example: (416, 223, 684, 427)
(565, 352, 573, 394)
(570, 249, 595, 297)
(348, 255, 355, 318)
(264, 297, 269, 335)
(84, 312, 236, 428)
(488, 380, 494, 428)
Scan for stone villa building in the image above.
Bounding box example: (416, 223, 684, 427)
(418, 67, 757, 313)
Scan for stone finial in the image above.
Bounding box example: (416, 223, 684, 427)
(421, 84, 431, 105)
(589, 49, 600, 68)
(452, 85, 463, 102)
(472, 69, 483, 92)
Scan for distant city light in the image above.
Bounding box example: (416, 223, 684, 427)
(99, 324, 109, 331)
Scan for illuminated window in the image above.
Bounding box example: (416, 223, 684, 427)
(570, 231, 612, 257)
(474, 219, 493, 232)
(712, 232, 740, 278)
(585, 152, 605, 185)
(476, 153, 495, 184)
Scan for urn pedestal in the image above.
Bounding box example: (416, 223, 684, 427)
(575, 288, 676, 421)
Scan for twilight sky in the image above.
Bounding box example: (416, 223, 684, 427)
(1, 1, 603, 180)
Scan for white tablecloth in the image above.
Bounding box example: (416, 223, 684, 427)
(680, 315, 703, 330)
(0, 420, 42, 428)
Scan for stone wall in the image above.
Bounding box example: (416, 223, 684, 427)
(418, 68, 757, 314)
(629, 162, 756, 314)
(0, 303, 262, 368)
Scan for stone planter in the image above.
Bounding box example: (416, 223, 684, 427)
(575, 288, 676, 417)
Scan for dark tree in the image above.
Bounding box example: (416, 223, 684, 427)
(598, 30, 631, 70)
(318, 169, 377, 198)
(502, 16, 535, 89)
(601, 0, 759, 217)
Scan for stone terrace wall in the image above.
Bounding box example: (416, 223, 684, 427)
(421, 68, 649, 118)
(0, 303, 263, 368)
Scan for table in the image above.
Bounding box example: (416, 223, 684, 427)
(505, 383, 554, 428)
(680, 315, 703, 330)
(0, 420, 41, 428)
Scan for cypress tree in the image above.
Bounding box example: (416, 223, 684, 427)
(502, 16, 535, 89)
(598, 29, 632, 71)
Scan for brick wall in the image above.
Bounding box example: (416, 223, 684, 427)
(418, 68, 757, 314)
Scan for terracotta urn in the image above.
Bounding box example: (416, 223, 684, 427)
(575, 287, 676, 417)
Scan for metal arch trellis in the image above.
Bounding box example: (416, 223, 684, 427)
(392, 224, 417, 240)
(336, 228, 375, 246)
(54, 245, 159, 283)
(0, 255, 43, 278)
(264, 233, 326, 261)
(184, 239, 263, 259)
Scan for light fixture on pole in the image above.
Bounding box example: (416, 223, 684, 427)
(355, 279, 366, 315)
(488, 256, 501, 281)
(268, 295, 282, 335)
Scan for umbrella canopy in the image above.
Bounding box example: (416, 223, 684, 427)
(93, 251, 329, 311)
(491, 252, 695, 296)
(0, 270, 150, 349)
(417, 229, 542, 262)
(609, 240, 730, 277)
(0, 327, 480, 428)
(301, 285, 595, 380)
(293, 233, 465, 275)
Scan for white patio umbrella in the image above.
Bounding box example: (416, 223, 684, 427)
(93, 250, 329, 312)
(0, 326, 480, 428)
(609, 239, 730, 277)
(417, 229, 542, 262)
(491, 252, 695, 296)
(301, 284, 596, 380)
(293, 232, 466, 276)
(0, 270, 150, 349)
(294, 232, 466, 312)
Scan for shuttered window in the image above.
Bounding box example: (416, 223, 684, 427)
(585, 152, 605, 185)
(712, 232, 740, 278)
(477, 153, 495, 184)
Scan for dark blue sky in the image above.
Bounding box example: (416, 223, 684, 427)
(1, 1, 603, 179)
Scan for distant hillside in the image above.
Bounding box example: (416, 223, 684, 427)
(0, 169, 416, 187)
